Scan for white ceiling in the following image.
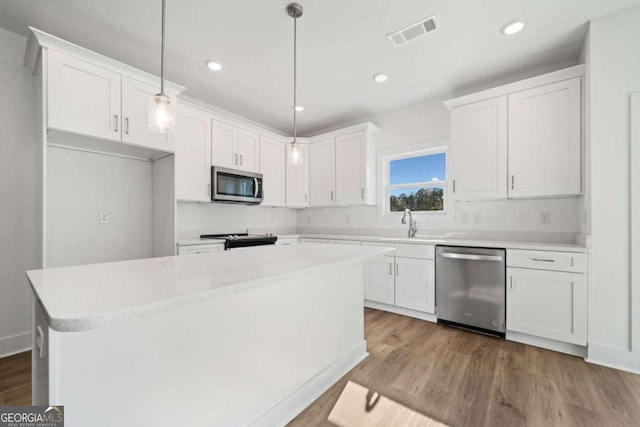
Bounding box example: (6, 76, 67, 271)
(0, 0, 637, 135)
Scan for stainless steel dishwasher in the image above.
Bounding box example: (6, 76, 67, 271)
(435, 246, 506, 336)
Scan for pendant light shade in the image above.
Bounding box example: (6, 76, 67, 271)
(287, 3, 304, 166)
(149, 0, 176, 133)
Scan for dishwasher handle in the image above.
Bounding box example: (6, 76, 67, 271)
(439, 252, 503, 262)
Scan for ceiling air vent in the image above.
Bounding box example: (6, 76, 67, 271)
(386, 15, 438, 47)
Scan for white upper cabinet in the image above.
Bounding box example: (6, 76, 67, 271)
(309, 123, 378, 207)
(450, 96, 508, 201)
(309, 138, 336, 207)
(121, 76, 174, 152)
(45, 47, 184, 153)
(211, 120, 236, 169)
(508, 78, 582, 198)
(286, 143, 309, 208)
(47, 50, 121, 141)
(236, 130, 260, 173)
(174, 103, 212, 202)
(445, 65, 584, 201)
(259, 137, 286, 207)
(211, 121, 260, 173)
(336, 131, 368, 205)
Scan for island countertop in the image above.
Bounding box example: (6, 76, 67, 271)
(27, 243, 393, 332)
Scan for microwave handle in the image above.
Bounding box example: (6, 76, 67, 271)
(254, 178, 259, 198)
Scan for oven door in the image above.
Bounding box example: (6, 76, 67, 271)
(212, 166, 263, 204)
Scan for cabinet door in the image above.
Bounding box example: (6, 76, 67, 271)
(236, 129, 260, 173)
(365, 255, 395, 305)
(309, 139, 336, 206)
(506, 268, 587, 345)
(450, 96, 508, 200)
(286, 143, 309, 208)
(259, 137, 286, 206)
(336, 131, 366, 205)
(395, 258, 435, 313)
(174, 104, 212, 202)
(121, 77, 173, 152)
(508, 78, 582, 198)
(47, 50, 121, 141)
(211, 120, 236, 169)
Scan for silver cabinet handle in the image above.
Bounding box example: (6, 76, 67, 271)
(396, 263, 399, 276)
(389, 262, 393, 276)
(240, 155, 243, 166)
(304, 193, 308, 203)
(509, 276, 514, 290)
(511, 175, 515, 190)
(440, 252, 503, 262)
(331, 191, 334, 201)
(531, 258, 555, 263)
(125, 117, 129, 134)
(234, 154, 238, 165)
(114, 115, 118, 132)
(362, 188, 365, 199)
(453, 180, 456, 193)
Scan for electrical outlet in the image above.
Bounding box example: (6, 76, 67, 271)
(99, 212, 110, 224)
(472, 212, 482, 224)
(307, 215, 311, 224)
(460, 213, 469, 224)
(540, 211, 551, 225)
(346, 214, 351, 224)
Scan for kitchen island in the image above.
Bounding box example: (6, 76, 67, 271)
(27, 243, 393, 427)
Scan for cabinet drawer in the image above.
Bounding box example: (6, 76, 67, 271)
(395, 243, 435, 260)
(178, 244, 224, 255)
(300, 238, 328, 244)
(275, 237, 298, 246)
(328, 239, 360, 245)
(507, 250, 586, 273)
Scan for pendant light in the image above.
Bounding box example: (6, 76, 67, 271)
(287, 3, 304, 165)
(148, 0, 176, 133)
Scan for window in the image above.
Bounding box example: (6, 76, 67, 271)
(385, 150, 447, 213)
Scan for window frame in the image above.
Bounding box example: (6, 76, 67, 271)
(381, 145, 449, 218)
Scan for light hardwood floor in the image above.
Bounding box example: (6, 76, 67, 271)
(289, 308, 640, 426)
(1, 309, 639, 426)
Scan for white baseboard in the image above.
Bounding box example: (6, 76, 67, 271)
(248, 340, 368, 427)
(0, 332, 31, 358)
(587, 344, 640, 375)
(506, 331, 587, 357)
(364, 301, 437, 323)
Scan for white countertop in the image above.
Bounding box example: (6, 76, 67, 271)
(177, 233, 586, 253)
(27, 244, 393, 332)
(292, 234, 586, 253)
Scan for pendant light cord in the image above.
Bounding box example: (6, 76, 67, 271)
(293, 12, 297, 143)
(160, 0, 166, 95)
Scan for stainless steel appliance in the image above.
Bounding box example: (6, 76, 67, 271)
(435, 246, 506, 336)
(211, 166, 263, 204)
(201, 233, 277, 250)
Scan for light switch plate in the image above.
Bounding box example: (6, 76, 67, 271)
(99, 212, 110, 224)
(472, 212, 482, 224)
(540, 211, 551, 225)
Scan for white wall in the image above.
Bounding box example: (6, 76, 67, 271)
(587, 3, 640, 372)
(47, 146, 153, 267)
(299, 90, 582, 240)
(177, 202, 297, 239)
(0, 28, 37, 356)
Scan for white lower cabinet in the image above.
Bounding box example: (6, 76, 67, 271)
(506, 267, 587, 345)
(395, 257, 435, 313)
(364, 255, 395, 305)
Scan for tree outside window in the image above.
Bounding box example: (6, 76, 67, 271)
(386, 151, 446, 213)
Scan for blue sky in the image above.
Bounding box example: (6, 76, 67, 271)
(390, 153, 446, 185)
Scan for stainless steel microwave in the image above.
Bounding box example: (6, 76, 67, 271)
(211, 166, 263, 204)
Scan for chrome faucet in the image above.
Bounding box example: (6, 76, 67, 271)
(401, 208, 418, 238)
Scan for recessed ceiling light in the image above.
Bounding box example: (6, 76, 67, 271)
(295, 105, 304, 112)
(205, 60, 222, 71)
(373, 73, 388, 83)
(501, 20, 525, 35)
